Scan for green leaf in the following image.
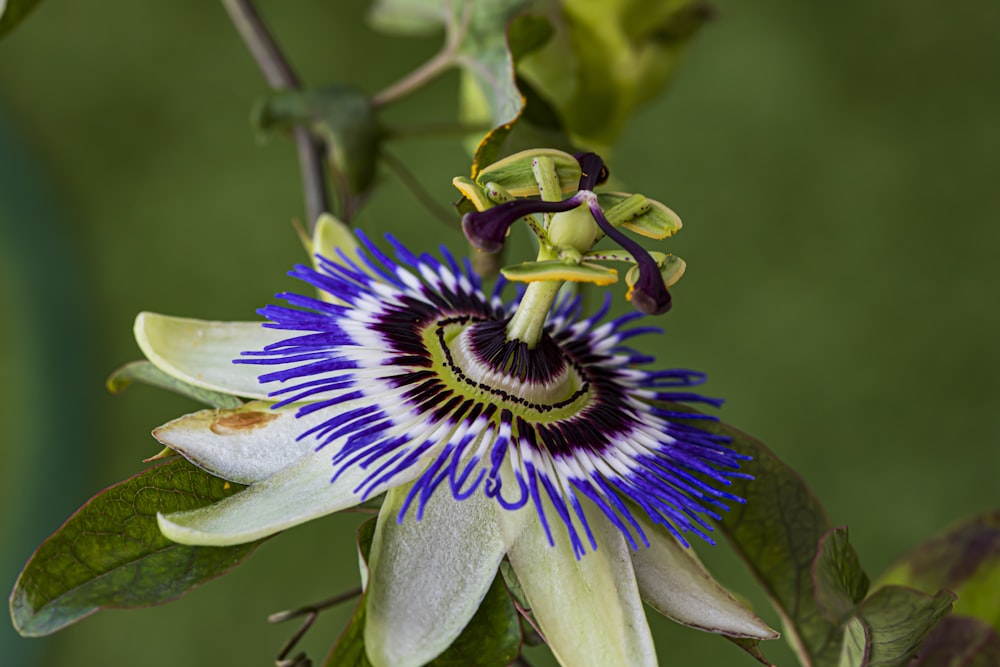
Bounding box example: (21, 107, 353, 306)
(908, 615, 1000, 667)
(877, 510, 1000, 632)
(9, 459, 260, 637)
(814, 528, 871, 625)
(252, 84, 380, 195)
(517, 0, 712, 147)
(465, 11, 561, 170)
(326, 518, 521, 667)
(107, 360, 244, 409)
(0, 0, 42, 39)
(855, 586, 955, 667)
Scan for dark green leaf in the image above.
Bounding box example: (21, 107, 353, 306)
(0, 0, 42, 39)
(878, 510, 1000, 632)
(858, 586, 955, 667)
(326, 518, 521, 667)
(908, 615, 1000, 667)
(9, 459, 260, 636)
(107, 360, 243, 409)
(814, 527, 870, 625)
(252, 84, 379, 195)
(664, 403, 954, 666)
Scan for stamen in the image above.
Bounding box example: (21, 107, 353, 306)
(574, 152, 610, 191)
(586, 197, 672, 315)
(461, 196, 583, 253)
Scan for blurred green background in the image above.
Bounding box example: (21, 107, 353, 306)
(1, 1, 998, 665)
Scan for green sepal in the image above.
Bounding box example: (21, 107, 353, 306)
(106, 360, 244, 409)
(9, 459, 260, 637)
(597, 192, 682, 239)
(252, 84, 380, 196)
(501, 259, 618, 285)
(475, 148, 581, 197)
(325, 519, 521, 667)
(452, 176, 495, 213)
(0, 0, 42, 38)
(620, 253, 686, 289)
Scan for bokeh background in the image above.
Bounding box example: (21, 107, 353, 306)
(2, 1, 998, 665)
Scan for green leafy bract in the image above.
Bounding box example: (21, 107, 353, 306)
(0, 0, 42, 39)
(9, 459, 260, 636)
(107, 360, 244, 409)
(878, 510, 1000, 633)
(326, 519, 521, 667)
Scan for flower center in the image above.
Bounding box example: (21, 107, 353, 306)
(430, 316, 588, 414)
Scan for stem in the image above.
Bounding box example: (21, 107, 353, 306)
(370, 0, 471, 108)
(268, 586, 364, 665)
(220, 0, 331, 229)
(506, 280, 563, 348)
(371, 47, 459, 108)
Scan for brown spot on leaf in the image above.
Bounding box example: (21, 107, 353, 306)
(210, 410, 278, 435)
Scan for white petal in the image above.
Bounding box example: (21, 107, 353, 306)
(631, 516, 779, 640)
(157, 436, 426, 547)
(506, 504, 658, 667)
(153, 402, 332, 484)
(134, 312, 284, 399)
(364, 484, 507, 667)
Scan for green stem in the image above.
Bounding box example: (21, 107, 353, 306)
(506, 280, 563, 348)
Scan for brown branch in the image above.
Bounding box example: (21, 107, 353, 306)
(221, 0, 331, 229)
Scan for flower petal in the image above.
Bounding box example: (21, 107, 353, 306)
(152, 402, 323, 484)
(505, 503, 657, 667)
(157, 430, 426, 547)
(631, 515, 779, 640)
(134, 312, 284, 398)
(363, 483, 507, 667)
